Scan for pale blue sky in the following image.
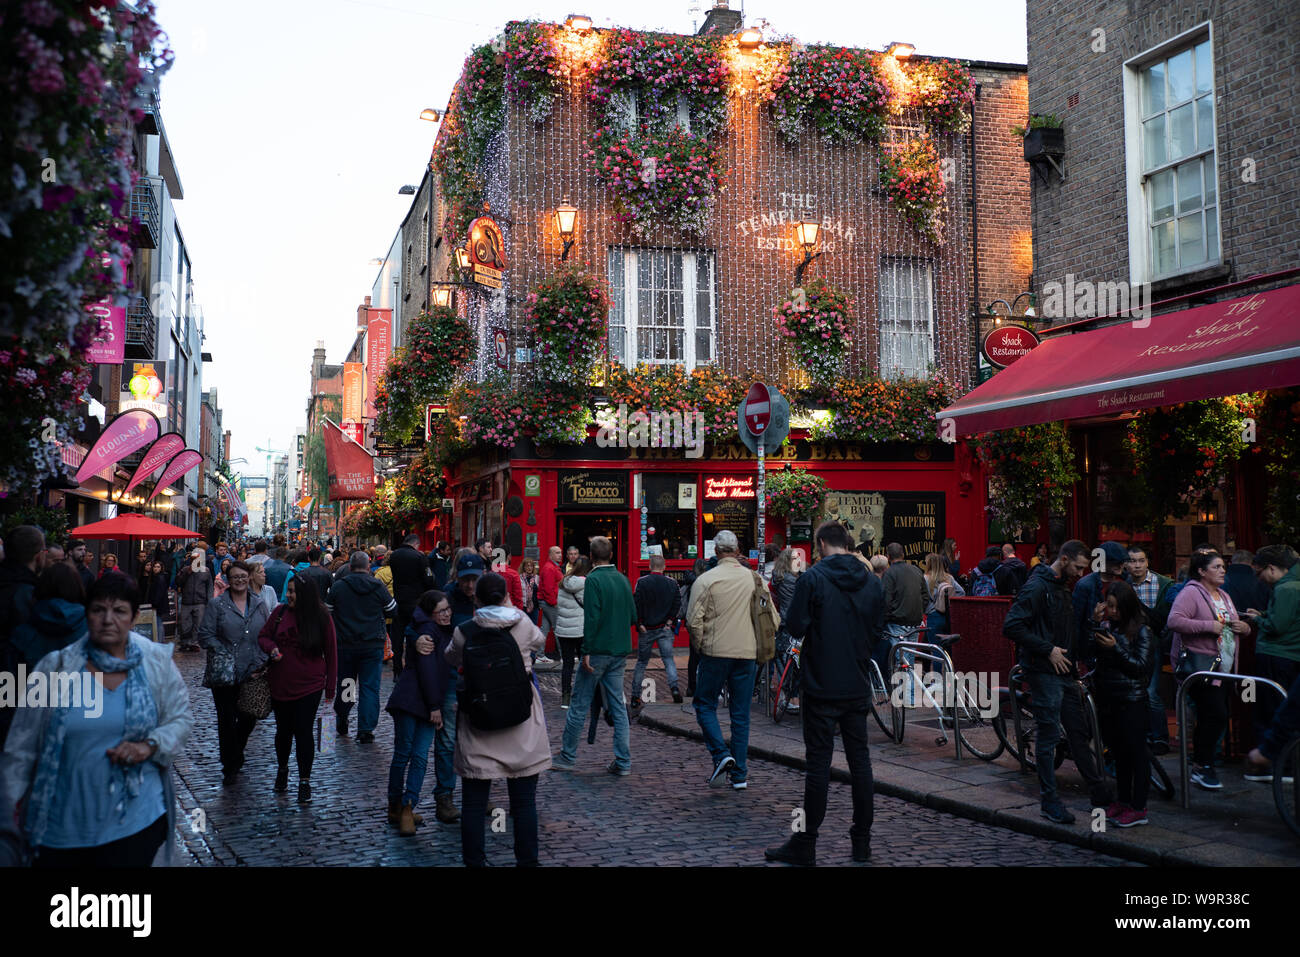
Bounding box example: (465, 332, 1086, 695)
(155, 0, 1028, 476)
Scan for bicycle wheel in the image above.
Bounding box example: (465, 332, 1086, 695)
(1009, 689, 1038, 772)
(890, 668, 909, 744)
(955, 684, 1006, 761)
(993, 687, 1018, 761)
(867, 659, 893, 740)
(1275, 735, 1300, 841)
(1148, 747, 1175, 801)
(772, 657, 795, 724)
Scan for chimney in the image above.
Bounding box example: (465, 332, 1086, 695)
(357, 296, 371, 332)
(698, 0, 742, 36)
(312, 340, 326, 382)
(223, 430, 231, 463)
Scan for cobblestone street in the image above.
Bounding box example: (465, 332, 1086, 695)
(169, 651, 1138, 867)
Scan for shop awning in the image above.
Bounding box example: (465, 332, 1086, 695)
(939, 283, 1300, 435)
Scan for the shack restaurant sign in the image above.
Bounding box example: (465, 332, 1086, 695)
(982, 326, 1041, 368)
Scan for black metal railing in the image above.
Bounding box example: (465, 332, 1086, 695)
(125, 297, 155, 357)
(129, 179, 160, 249)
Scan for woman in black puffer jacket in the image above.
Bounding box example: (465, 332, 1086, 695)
(1089, 579, 1155, 828)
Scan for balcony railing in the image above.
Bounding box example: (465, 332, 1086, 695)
(134, 82, 161, 134)
(129, 179, 160, 249)
(125, 297, 156, 358)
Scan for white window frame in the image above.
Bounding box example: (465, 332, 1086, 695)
(611, 90, 692, 134)
(878, 257, 935, 380)
(1123, 22, 1221, 284)
(608, 248, 715, 369)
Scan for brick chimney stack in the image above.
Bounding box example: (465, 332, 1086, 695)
(312, 340, 326, 381)
(698, 1, 742, 36)
(357, 295, 371, 332)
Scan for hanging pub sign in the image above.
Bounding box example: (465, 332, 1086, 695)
(982, 325, 1041, 369)
(558, 469, 628, 509)
(468, 214, 506, 289)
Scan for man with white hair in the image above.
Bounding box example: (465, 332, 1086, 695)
(686, 530, 778, 790)
(328, 551, 398, 743)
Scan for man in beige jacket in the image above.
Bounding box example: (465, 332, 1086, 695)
(687, 530, 779, 790)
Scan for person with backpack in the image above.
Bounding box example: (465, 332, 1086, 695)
(327, 551, 398, 744)
(968, 546, 1003, 598)
(684, 530, 779, 790)
(445, 573, 550, 867)
(631, 554, 684, 708)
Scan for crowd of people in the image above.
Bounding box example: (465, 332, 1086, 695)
(0, 518, 1296, 868)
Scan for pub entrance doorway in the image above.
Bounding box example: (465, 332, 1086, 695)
(557, 514, 627, 572)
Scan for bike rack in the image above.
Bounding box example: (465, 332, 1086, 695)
(1176, 670, 1288, 810)
(891, 640, 962, 760)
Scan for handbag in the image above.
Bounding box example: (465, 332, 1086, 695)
(316, 714, 336, 755)
(237, 669, 273, 719)
(1174, 648, 1221, 680)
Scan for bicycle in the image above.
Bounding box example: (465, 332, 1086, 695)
(1274, 734, 1300, 840)
(1001, 664, 1174, 800)
(772, 637, 802, 723)
(888, 629, 1006, 760)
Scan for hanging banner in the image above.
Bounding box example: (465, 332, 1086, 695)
(323, 418, 376, 500)
(75, 408, 160, 486)
(343, 362, 364, 423)
(147, 449, 203, 502)
(364, 309, 393, 419)
(123, 432, 186, 494)
(85, 254, 127, 364)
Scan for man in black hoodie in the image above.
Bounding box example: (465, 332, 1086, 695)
(328, 551, 398, 743)
(0, 525, 45, 747)
(766, 521, 883, 867)
(1003, 539, 1111, 823)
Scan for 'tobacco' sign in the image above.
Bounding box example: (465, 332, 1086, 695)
(982, 326, 1041, 368)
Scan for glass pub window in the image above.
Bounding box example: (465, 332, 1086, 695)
(878, 258, 935, 379)
(1141, 38, 1218, 277)
(608, 248, 716, 369)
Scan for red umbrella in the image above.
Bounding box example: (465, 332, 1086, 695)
(71, 514, 202, 540)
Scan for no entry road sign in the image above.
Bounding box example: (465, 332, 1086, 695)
(743, 382, 771, 435)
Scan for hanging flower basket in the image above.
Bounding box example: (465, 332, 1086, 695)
(879, 135, 946, 243)
(970, 422, 1080, 537)
(526, 265, 611, 384)
(764, 465, 828, 520)
(773, 278, 853, 380)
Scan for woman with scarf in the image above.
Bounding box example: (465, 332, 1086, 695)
(446, 573, 550, 866)
(1, 573, 192, 866)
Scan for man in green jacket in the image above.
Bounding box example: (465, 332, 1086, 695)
(551, 536, 637, 775)
(1244, 544, 1300, 778)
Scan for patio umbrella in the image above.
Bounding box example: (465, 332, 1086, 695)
(70, 513, 202, 581)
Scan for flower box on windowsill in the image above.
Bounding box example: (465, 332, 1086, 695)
(1023, 127, 1064, 161)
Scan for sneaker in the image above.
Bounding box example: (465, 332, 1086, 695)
(357, 731, 375, 744)
(672, 689, 683, 704)
(1115, 808, 1149, 828)
(1040, 801, 1076, 824)
(273, 768, 289, 794)
(1190, 766, 1223, 790)
(298, 781, 312, 804)
(535, 654, 554, 665)
(709, 755, 736, 787)
(1105, 802, 1127, 822)
(630, 697, 643, 709)
(730, 776, 748, 791)
(1243, 769, 1274, 783)
(606, 761, 630, 776)
(786, 701, 800, 714)
(550, 756, 577, 772)
(561, 693, 571, 709)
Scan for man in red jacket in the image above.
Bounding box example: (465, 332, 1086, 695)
(538, 545, 563, 651)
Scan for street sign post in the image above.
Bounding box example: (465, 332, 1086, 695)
(737, 383, 791, 560)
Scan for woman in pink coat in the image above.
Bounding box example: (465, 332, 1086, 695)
(1166, 551, 1251, 791)
(446, 572, 550, 866)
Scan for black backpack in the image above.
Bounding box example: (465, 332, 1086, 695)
(458, 620, 533, 731)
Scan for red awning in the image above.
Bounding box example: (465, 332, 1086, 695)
(939, 283, 1300, 435)
(71, 514, 202, 540)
